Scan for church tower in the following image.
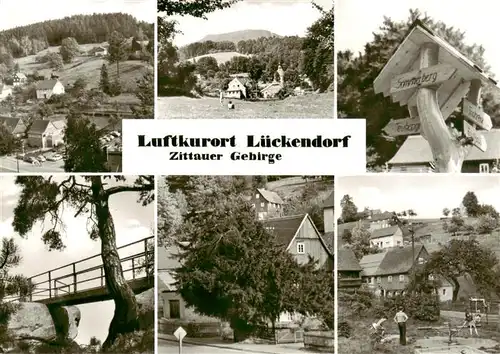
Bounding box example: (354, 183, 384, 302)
(277, 64, 285, 87)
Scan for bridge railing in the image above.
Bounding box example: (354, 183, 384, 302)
(6, 236, 153, 303)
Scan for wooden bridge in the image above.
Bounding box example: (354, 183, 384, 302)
(7, 237, 153, 306)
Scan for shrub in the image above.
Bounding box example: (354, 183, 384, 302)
(374, 292, 440, 322)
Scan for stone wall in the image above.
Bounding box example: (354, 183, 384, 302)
(303, 331, 334, 352)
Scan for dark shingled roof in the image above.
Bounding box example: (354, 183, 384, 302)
(370, 225, 399, 239)
(263, 214, 306, 247)
(323, 231, 334, 255)
(36, 79, 59, 90)
(374, 244, 425, 276)
(323, 191, 334, 208)
(0, 117, 23, 134)
(29, 119, 51, 134)
(338, 247, 362, 271)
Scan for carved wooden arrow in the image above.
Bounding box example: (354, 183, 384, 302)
(463, 120, 487, 152)
(463, 99, 492, 131)
(383, 117, 421, 136)
(390, 64, 457, 94)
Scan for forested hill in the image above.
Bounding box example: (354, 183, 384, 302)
(0, 13, 153, 58)
(179, 35, 304, 62)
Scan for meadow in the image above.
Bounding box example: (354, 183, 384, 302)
(16, 44, 150, 92)
(157, 92, 334, 119)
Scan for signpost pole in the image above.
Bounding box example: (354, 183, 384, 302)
(179, 338, 182, 354)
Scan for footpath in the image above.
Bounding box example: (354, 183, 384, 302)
(158, 334, 308, 354)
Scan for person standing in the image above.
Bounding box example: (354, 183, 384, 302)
(219, 90, 224, 105)
(394, 307, 409, 345)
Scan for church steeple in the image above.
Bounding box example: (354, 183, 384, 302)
(277, 64, 285, 87)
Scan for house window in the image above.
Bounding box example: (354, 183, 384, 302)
(255, 194, 259, 199)
(418, 257, 424, 264)
(428, 274, 434, 280)
(399, 275, 404, 282)
(371, 277, 374, 284)
(388, 276, 392, 283)
(442, 288, 446, 296)
(169, 300, 180, 319)
(376, 277, 381, 283)
(479, 163, 490, 173)
(260, 202, 265, 208)
(297, 242, 305, 254)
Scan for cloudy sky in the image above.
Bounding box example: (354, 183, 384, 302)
(0, 0, 155, 31)
(165, 0, 332, 47)
(0, 175, 154, 345)
(336, 0, 500, 76)
(336, 175, 500, 219)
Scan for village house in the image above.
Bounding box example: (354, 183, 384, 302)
(387, 131, 500, 173)
(323, 191, 334, 233)
(0, 117, 26, 138)
(27, 119, 66, 148)
(12, 72, 27, 86)
(35, 79, 65, 100)
(370, 225, 405, 249)
(94, 46, 108, 57)
(337, 244, 363, 292)
(249, 188, 284, 220)
(225, 75, 251, 99)
(0, 84, 12, 101)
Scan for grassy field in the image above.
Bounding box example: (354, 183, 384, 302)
(157, 92, 334, 119)
(16, 44, 150, 92)
(186, 51, 251, 64)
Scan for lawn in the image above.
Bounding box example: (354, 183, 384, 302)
(16, 44, 151, 92)
(157, 92, 334, 119)
(186, 51, 251, 65)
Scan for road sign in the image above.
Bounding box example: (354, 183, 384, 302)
(390, 64, 457, 94)
(174, 326, 187, 341)
(463, 99, 492, 131)
(383, 116, 421, 136)
(463, 120, 487, 152)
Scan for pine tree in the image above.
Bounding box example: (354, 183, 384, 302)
(99, 63, 110, 95)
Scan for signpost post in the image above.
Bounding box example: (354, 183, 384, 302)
(373, 19, 500, 173)
(174, 326, 187, 354)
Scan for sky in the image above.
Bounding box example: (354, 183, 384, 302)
(165, 0, 333, 47)
(336, 0, 500, 77)
(336, 175, 500, 219)
(0, 175, 154, 345)
(0, 0, 155, 31)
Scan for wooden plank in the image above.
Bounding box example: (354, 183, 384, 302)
(463, 99, 492, 131)
(390, 64, 457, 94)
(383, 116, 421, 136)
(440, 81, 471, 120)
(463, 120, 487, 152)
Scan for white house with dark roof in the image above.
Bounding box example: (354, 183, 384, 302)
(0, 117, 26, 138)
(27, 119, 66, 148)
(12, 72, 27, 86)
(388, 131, 500, 173)
(0, 84, 12, 101)
(370, 225, 405, 249)
(35, 79, 65, 100)
(249, 188, 284, 220)
(225, 76, 251, 99)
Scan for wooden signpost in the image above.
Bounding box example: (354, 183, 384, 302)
(463, 120, 487, 152)
(390, 64, 457, 94)
(174, 326, 187, 354)
(463, 99, 492, 131)
(383, 117, 421, 136)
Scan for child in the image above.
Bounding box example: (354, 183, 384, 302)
(464, 310, 478, 336)
(227, 100, 235, 110)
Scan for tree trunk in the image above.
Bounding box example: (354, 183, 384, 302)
(116, 61, 120, 81)
(91, 177, 139, 350)
(451, 277, 460, 303)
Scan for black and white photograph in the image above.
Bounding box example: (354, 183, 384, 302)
(157, 0, 333, 119)
(0, 175, 154, 353)
(337, 0, 500, 173)
(0, 0, 154, 173)
(337, 174, 500, 354)
(157, 176, 333, 353)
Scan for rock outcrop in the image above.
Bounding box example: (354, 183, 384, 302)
(136, 288, 154, 329)
(7, 303, 80, 341)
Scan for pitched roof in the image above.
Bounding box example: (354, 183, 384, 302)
(359, 252, 386, 276)
(232, 77, 251, 86)
(370, 225, 400, 239)
(257, 188, 284, 204)
(323, 231, 334, 255)
(158, 245, 183, 270)
(261, 82, 283, 94)
(36, 79, 60, 90)
(0, 117, 23, 134)
(323, 191, 334, 208)
(263, 214, 306, 247)
(338, 247, 362, 271)
(389, 131, 500, 165)
(374, 244, 425, 276)
(29, 119, 52, 134)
